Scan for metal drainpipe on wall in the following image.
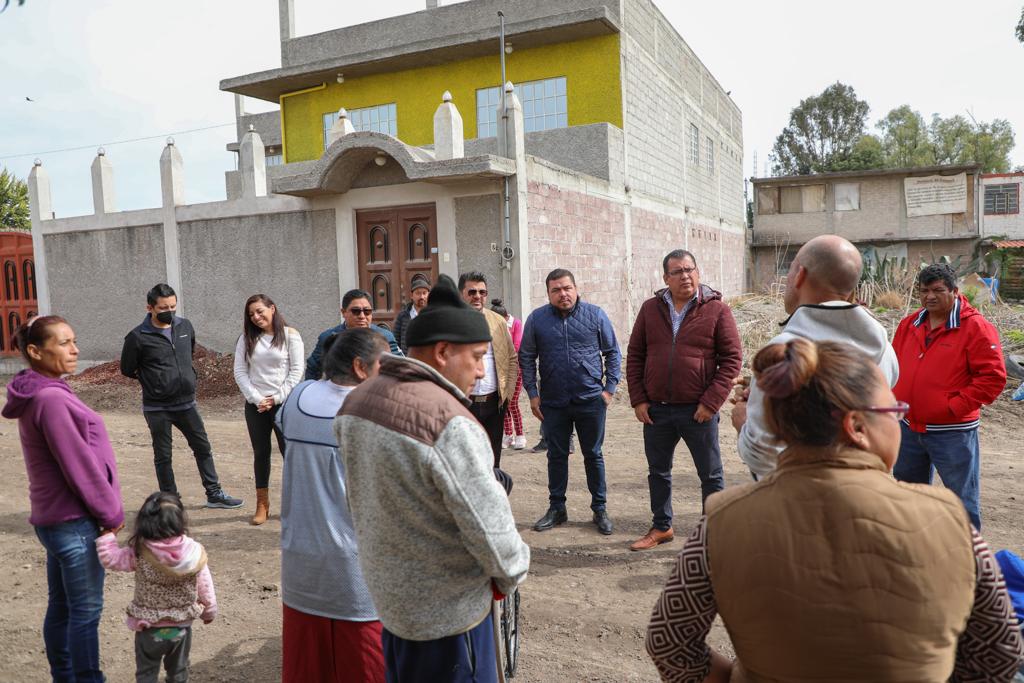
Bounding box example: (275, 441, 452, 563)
(498, 11, 514, 308)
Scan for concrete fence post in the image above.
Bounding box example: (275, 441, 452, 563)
(239, 125, 268, 198)
(433, 91, 464, 160)
(27, 159, 53, 314)
(159, 139, 185, 311)
(328, 108, 355, 146)
(91, 148, 116, 215)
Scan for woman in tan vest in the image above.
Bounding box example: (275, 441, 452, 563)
(646, 338, 1023, 682)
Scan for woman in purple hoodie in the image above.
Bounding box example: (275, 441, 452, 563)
(2, 316, 124, 683)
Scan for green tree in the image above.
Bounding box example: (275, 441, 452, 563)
(0, 168, 30, 231)
(771, 82, 871, 175)
(877, 105, 935, 168)
(831, 134, 885, 171)
(928, 114, 1015, 172)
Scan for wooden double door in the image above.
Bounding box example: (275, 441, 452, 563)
(356, 204, 439, 330)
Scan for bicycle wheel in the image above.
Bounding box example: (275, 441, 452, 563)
(500, 588, 521, 678)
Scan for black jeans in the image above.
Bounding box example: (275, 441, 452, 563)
(643, 402, 723, 530)
(143, 406, 222, 497)
(469, 392, 506, 468)
(244, 402, 285, 489)
(544, 397, 608, 512)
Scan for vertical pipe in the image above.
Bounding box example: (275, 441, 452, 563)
(498, 11, 512, 270)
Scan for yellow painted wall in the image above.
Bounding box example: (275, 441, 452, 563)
(281, 33, 621, 163)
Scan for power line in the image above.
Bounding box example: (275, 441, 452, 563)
(0, 122, 236, 163)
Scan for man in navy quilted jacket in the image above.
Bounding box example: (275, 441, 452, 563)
(519, 268, 621, 535)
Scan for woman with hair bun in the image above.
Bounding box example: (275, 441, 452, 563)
(2, 316, 124, 682)
(646, 337, 1023, 682)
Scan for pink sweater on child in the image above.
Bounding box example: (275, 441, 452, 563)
(96, 533, 217, 631)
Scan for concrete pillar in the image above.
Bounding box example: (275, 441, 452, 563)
(90, 148, 116, 215)
(27, 160, 52, 314)
(159, 139, 184, 310)
(496, 83, 532, 319)
(239, 125, 268, 198)
(432, 91, 464, 161)
(279, 0, 295, 44)
(328, 108, 355, 146)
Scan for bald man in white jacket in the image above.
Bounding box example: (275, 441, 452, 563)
(733, 236, 899, 478)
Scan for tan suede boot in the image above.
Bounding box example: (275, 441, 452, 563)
(250, 488, 270, 526)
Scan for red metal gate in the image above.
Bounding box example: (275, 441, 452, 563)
(0, 232, 36, 356)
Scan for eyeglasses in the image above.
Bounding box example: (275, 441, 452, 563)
(348, 307, 373, 316)
(466, 288, 487, 297)
(667, 267, 697, 278)
(859, 402, 910, 421)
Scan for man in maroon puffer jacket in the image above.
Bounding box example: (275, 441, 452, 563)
(626, 249, 742, 551)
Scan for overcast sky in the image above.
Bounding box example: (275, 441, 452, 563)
(1, 0, 1021, 219)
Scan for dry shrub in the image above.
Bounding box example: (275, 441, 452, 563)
(874, 291, 904, 310)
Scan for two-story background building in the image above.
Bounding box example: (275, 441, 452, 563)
(28, 0, 746, 360)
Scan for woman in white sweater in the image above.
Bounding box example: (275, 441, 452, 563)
(233, 294, 304, 525)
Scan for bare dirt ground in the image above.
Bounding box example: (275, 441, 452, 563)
(0, 304, 1022, 681)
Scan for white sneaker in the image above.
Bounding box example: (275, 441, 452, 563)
(513, 435, 527, 450)
(502, 435, 513, 449)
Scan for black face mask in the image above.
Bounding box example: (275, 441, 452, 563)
(156, 311, 175, 325)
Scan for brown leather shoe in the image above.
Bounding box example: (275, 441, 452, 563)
(629, 527, 674, 551)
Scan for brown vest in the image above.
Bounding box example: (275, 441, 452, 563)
(706, 446, 975, 682)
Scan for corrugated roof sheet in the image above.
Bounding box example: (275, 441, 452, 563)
(992, 240, 1024, 248)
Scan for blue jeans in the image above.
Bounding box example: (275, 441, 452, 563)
(34, 517, 106, 682)
(893, 422, 981, 529)
(543, 397, 607, 512)
(383, 612, 495, 683)
(643, 403, 724, 530)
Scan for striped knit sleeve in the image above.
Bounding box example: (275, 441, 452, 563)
(646, 517, 716, 682)
(951, 528, 1024, 682)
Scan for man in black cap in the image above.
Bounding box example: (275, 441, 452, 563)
(335, 275, 529, 683)
(393, 273, 431, 355)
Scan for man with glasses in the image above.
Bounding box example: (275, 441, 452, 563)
(520, 268, 620, 535)
(626, 250, 742, 551)
(732, 235, 899, 480)
(891, 263, 1006, 529)
(304, 288, 403, 381)
(458, 272, 518, 467)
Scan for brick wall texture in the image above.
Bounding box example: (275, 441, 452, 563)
(527, 180, 747, 337)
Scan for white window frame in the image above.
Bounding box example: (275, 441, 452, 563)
(688, 124, 700, 166)
(265, 154, 283, 167)
(705, 135, 715, 173)
(476, 76, 568, 138)
(322, 103, 397, 149)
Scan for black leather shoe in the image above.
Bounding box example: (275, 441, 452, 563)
(533, 508, 568, 531)
(593, 510, 613, 535)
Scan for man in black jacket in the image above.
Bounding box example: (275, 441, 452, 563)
(121, 283, 243, 508)
(393, 273, 431, 355)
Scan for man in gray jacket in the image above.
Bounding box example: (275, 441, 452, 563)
(732, 235, 899, 478)
(335, 274, 529, 683)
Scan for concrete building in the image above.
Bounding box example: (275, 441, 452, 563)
(29, 0, 745, 360)
(750, 164, 982, 292)
(980, 172, 1023, 239)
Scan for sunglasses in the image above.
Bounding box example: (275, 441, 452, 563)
(348, 307, 373, 316)
(466, 288, 488, 297)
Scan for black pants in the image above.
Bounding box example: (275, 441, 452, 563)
(469, 392, 506, 468)
(643, 402, 723, 530)
(143, 406, 222, 497)
(244, 402, 285, 489)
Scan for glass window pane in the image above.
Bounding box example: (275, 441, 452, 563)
(556, 77, 566, 96)
(545, 79, 555, 97)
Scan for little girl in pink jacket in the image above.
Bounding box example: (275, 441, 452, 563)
(96, 491, 216, 682)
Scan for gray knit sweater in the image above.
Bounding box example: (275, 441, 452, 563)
(334, 356, 530, 641)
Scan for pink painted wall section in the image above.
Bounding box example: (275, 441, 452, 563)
(526, 180, 630, 334)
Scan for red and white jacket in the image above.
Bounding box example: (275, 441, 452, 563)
(892, 295, 1006, 433)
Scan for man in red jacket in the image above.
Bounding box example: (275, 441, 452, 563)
(626, 250, 742, 551)
(892, 263, 1006, 529)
